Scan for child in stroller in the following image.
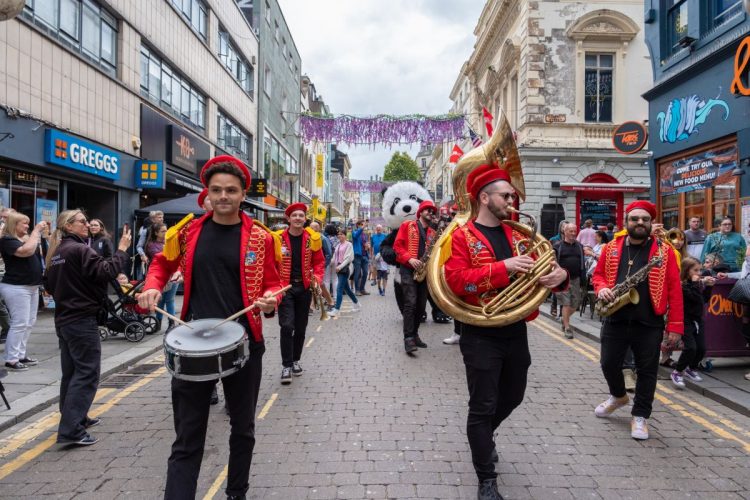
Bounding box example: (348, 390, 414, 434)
(97, 274, 159, 342)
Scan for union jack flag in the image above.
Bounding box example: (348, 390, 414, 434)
(469, 128, 483, 148)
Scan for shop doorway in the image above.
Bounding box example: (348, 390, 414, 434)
(66, 181, 118, 231)
(576, 173, 623, 229)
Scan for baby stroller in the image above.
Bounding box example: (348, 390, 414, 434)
(97, 278, 158, 342)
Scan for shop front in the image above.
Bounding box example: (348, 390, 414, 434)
(559, 172, 649, 229)
(0, 112, 140, 231)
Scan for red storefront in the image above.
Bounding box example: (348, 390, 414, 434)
(560, 173, 649, 229)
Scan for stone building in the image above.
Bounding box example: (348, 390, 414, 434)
(0, 0, 260, 228)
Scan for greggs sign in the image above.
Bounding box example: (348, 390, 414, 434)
(44, 129, 120, 180)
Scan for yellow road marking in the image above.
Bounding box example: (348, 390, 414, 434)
(533, 320, 598, 362)
(0, 367, 166, 481)
(305, 337, 315, 348)
(204, 393, 279, 500)
(0, 388, 115, 458)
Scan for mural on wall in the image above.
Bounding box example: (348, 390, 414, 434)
(656, 93, 729, 144)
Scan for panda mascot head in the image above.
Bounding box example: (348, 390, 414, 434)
(381, 181, 432, 229)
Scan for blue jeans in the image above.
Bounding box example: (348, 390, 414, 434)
(353, 255, 365, 292)
(157, 283, 179, 321)
(358, 255, 370, 292)
(335, 272, 358, 310)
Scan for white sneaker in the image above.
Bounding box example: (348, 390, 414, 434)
(352, 302, 361, 312)
(683, 368, 703, 382)
(443, 333, 460, 345)
(631, 416, 649, 440)
(329, 308, 339, 317)
(594, 395, 629, 417)
(670, 370, 686, 389)
(745, 372, 750, 381)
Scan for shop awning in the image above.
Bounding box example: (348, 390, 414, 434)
(166, 170, 203, 192)
(245, 198, 285, 213)
(560, 182, 649, 193)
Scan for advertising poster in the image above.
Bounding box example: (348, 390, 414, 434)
(659, 144, 737, 194)
(742, 202, 750, 245)
(36, 198, 58, 227)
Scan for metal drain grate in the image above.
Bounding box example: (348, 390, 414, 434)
(99, 363, 163, 388)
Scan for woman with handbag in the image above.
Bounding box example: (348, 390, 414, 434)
(329, 228, 359, 317)
(144, 222, 182, 332)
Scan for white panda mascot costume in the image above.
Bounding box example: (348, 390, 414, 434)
(379, 181, 452, 323)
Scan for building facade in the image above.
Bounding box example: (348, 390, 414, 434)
(643, 0, 750, 233)
(441, 0, 653, 237)
(0, 0, 261, 229)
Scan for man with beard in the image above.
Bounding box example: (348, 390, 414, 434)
(444, 165, 568, 500)
(393, 200, 437, 354)
(592, 200, 683, 440)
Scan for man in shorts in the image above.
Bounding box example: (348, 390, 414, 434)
(553, 222, 585, 338)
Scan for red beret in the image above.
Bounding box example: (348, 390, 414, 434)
(625, 200, 656, 219)
(451, 203, 458, 212)
(416, 200, 436, 219)
(285, 202, 307, 218)
(197, 188, 208, 209)
(466, 164, 512, 199)
(200, 155, 251, 191)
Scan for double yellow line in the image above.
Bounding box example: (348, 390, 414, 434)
(533, 318, 750, 453)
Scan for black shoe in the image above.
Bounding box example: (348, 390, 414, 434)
(414, 336, 427, 348)
(477, 478, 503, 500)
(292, 361, 303, 376)
(5, 361, 28, 371)
(227, 495, 246, 500)
(57, 433, 98, 446)
(19, 357, 38, 366)
(434, 314, 452, 324)
(404, 337, 418, 354)
(420, 312, 427, 323)
(491, 447, 499, 463)
(165, 320, 176, 333)
(281, 367, 292, 384)
(83, 417, 101, 428)
(210, 386, 219, 405)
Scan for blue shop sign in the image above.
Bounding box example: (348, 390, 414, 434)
(44, 129, 120, 181)
(135, 160, 165, 189)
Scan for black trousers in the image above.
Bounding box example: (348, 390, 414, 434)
(57, 316, 101, 441)
(400, 267, 428, 339)
(675, 322, 705, 371)
(600, 322, 662, 418)
(427, 291, 447, 319)
(394, 280, 404, 314)
(460, 330, 531, 481)
(278, 283, 312, 368)
(164, 346, 264, 500)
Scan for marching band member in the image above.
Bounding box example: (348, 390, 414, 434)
(139, 155, 284, 500)
(393, 200, 437, 354)
(444, 164, 568, 500)
(276, 203, 325, 385)
(592, 200, 683, 441)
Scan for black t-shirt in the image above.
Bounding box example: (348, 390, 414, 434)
(0, 236, 43, 285)
(557, 240, 582, 279)
(417, 222, 427, 259)
(607, 239, 663, 328)
(465, 222, 526, 337)
(189, 220, 260, 345)
(289, 232, 303, 281)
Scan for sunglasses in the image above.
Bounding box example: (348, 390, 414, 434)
(627, 216, 651, 223)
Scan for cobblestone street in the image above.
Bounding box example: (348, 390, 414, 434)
(1, 292, 750, 499)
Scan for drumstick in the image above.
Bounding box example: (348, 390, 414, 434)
(154, 307, 193, 329)
(214, 285, 292, 328)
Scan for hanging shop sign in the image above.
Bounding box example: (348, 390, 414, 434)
(170, 125, 210, 174)
(612, 121, 648, 154)
(659, 143, 738, 194)
(44, 129, 120, 180)
(248, 178, 267, 197)
(730, 35, 750, 96)
(135, 160, 165, 189)
(315, 154, 324, 188)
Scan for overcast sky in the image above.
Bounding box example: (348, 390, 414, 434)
(278, 0, 484, 180)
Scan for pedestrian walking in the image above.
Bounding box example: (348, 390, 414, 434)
(592, 200, 683, 440)
(0, 211, 48, 371)
(0, 207, 13, 344)
(88, 218, 114, 258)
(329, 228, 360, 317)
(443, 164, 568, 500)
(684, 217, 707, 260)
(276, 203, 325, 385)
(553, 222, 586, 338)
(576, 218, 597, 247)
(135, 210, 163, 279)
(138, 155, 284, 500)
(352, 220, 370, 295)
(323, 224, 339, 304)
(144, 222, 182, 332)
(45, 209, 131, 446)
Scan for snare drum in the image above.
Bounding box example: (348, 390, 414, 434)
(164, 319, 249, 381)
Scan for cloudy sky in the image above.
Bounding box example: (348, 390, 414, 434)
(278, 0, 484, 180)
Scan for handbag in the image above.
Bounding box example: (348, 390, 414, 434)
(728, 276, 750, 304)
(337, 263, 350, 276)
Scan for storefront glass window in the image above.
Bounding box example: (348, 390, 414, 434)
(271, 139, 280, 197)
(712, 181, 736, 229)
(5, 172, 60, 224)
(667, 0, 689, 56)
(0, 169, 10, 210)
(661, 193, 679, 229)
(263, 131, 271, 181)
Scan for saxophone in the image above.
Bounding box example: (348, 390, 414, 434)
(594, 244, 664, 317)
(414, 220, 448, 282)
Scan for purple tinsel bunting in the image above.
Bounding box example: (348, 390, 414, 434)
(299, 114, 466, 146)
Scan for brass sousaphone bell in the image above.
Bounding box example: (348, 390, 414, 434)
(425, 110, 556, 326)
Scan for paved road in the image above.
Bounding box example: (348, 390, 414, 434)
(1, 291, 750, 499)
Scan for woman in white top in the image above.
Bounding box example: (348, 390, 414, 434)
(329, 228, 360, 317)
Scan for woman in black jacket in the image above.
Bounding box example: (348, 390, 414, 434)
(88, 218, 114, 259)
(45, 209, 131, 446)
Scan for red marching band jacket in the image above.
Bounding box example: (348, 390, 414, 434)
(591, 235, 684, 335)
(393, 220, 436, 269)
(278, 229, 326, 288)
(444, 221, 569, 323)
(144, 212, 284, 342)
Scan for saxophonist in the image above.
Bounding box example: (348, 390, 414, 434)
(592, 200, 683, 440)
(444, 164, 568, 500)
(393, 200, 437, 354)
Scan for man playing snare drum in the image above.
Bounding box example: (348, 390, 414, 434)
(139, 155, 284, 500)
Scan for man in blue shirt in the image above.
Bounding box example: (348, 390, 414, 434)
(352, 220, 370, 295)
(370, 224, 387, 295)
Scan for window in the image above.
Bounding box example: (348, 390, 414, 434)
(140, 45, 206, 130)
(218, 29, 254, 95)
(22, 0, 117, 75)
(264, 1, 270, 24)
(171, 0, 207, 41)
(661, 193, 679, 230)
(705, 0, 743, 32)
(264, 65, 272, 95)
(584, 53, 613, 123)
(274, 20, 279, 44)
(667, 0, 689, 56)
(712, 181, 737, 229)
(217, 112, 252, 164)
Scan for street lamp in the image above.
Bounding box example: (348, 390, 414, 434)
(284, 172, 299, 204)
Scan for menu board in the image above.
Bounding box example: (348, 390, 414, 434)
(580, 199, 617, 228)
(660, 144, 737, 194)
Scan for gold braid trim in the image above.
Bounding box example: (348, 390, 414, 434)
(407, 221, 419, 259)
(243, 224, 267, 323)
(648, 240, 668, 311)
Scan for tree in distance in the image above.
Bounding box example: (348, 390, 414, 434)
(382, 152, 422, 182)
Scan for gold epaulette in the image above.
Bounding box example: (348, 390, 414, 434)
(257, 221, 283, 262)
(305, 226, 322, 251)
(163, 213, 194, 261)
